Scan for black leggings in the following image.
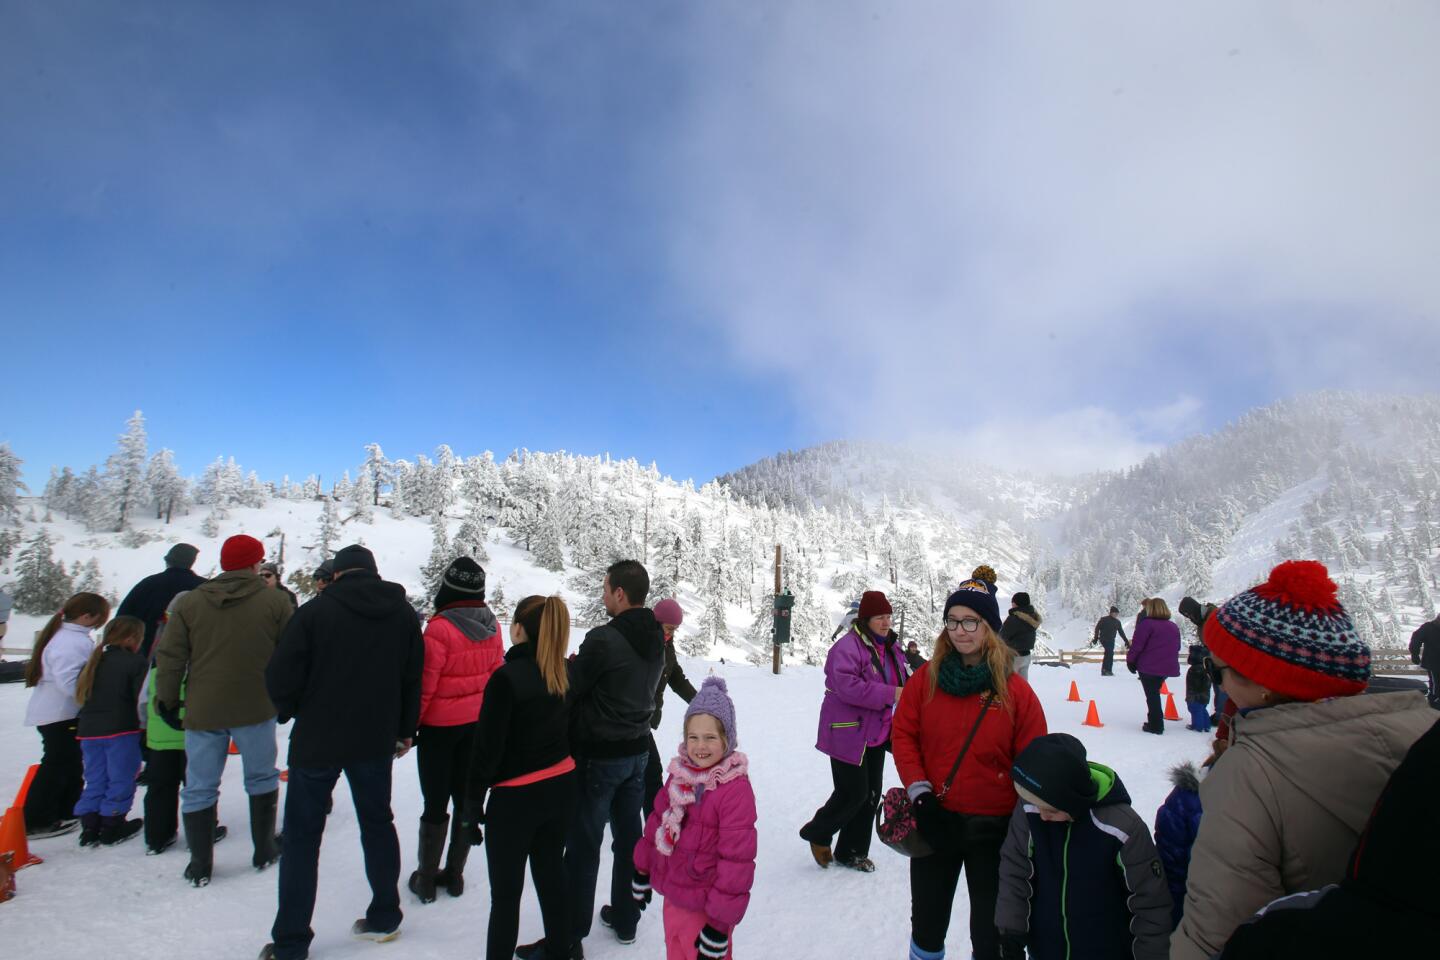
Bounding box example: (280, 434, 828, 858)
(484, 771, 577, 960)
(1140, 674, 1165, 729)
(800, 744, 886, 860)
(909, 809, 1009, 959)
(24, 719, 82, 829)
(415, 722, 475, 823)
(143, 748, 187, 847)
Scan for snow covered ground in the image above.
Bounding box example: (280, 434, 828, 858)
(1, 656, 1215, 959)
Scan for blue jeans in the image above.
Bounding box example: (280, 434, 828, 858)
(182, 718, 279, 813)
(1186, 701, 1212, 732)
(270, 759, 402, 960)
(74, 733, 142, 817)
(564, 753, 647, 940)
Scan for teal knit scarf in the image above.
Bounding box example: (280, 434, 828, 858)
(936, 652, 994, 699)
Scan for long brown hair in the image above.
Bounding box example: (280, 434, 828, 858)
(514, 595, 571, 698)
(24, 592, 110, 687)
(924, 616, 1015, 713)
(75, 615, 143, 706)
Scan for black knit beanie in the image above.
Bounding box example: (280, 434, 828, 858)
(1011, 733, 1098, 818)
(434, 557, 486, 610)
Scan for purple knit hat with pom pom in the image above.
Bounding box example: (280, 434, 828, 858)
(684, 676, 738, 755)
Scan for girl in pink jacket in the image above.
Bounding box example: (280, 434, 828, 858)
(634, 677, 758, 960)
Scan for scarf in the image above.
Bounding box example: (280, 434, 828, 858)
(655, 750, 749, 856)
(937, 652, 994, 699)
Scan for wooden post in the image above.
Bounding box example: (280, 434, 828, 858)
(772, 545, 782, 675)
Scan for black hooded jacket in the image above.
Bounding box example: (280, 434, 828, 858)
(1000, 604, 1042, 656)
(266, 570, 424, 768)
(118, 566, 206, 658)
(567, 606, 664, 758)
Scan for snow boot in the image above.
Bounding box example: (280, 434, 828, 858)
(249, 790, 281, 870)
(408, 816, 448, 904)
(182, 806, 218, 887)
(438, 815, 470, 897)
(100, 814, 145, 846)
(78, 812, 103, 847)
(350, 918, 401, 942)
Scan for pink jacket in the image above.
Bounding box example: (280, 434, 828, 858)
(418, 606, 505, 728)
(633, 768, 758, 933)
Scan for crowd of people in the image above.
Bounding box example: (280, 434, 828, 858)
(11, 536, 1440, 958)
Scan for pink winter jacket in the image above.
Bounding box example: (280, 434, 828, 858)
(633, 768, 758, 933)
(418, 606, 505, 728)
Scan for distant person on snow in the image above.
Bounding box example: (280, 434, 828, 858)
(800, 590, 909, 873)
(312, 559, 335, 594)
(904, 639, 926, 672)
(116, 542, 204, 660)
(261, 544, 424, 960)
(1127, 598, 1181, 735)
(645, 598, 697, 820)
(1179, 597, 1225, 720)
(260, 562, 299, 610)
(1408, 612, 1440, 707)
(999, 592, 1041, 681)
(408, 557, 504, 904)
(0, 583, 13, 646)
(1184, 642, 1212, 732)
(633, 677, 758, 960)
(1092, 606, 1128, 676)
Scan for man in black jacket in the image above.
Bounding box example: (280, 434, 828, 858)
(259, 545, 424, 960)
(523, 560, 662, 957)
(1092, 606, 1129, 676)
(1000, 592, 1042, 681)
(1410, 614, 1440, 707)
(117, 543, 205, 659)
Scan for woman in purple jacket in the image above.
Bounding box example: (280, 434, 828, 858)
(1127, 598, 1182, 734)
(799, 590, 909, 872)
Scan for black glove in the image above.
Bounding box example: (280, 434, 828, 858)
(911, 790, 943, 846)
(695, 924, 729, 960)
(1127, 663, 1138, 675)
(632, 871, 652, 912)
(460, 801, 485, 846)
(998, 933, 1027, 960)
(156, 700, 184, 731)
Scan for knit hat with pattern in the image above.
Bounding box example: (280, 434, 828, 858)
(945, 579, 1003, 635)
(1203, 560, 1370, 701)
(685, 676, 738, 756)
(434, 557, 486, 610)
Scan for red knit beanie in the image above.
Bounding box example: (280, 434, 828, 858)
(220, 534, 265, 572)
(858, 590, 893, 621)
(1203, 560, 1371, 701)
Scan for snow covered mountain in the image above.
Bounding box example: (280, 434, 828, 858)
(3, 392, 1437, 665)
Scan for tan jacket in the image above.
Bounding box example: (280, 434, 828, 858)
(1171, 690, 1434, 960)
(154, 571, 293, 731)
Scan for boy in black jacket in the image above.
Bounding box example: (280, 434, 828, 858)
(996, 734, 1172, 960)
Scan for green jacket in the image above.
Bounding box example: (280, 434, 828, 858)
(145, 665, 185, 750)
(154, 570, 293, 731)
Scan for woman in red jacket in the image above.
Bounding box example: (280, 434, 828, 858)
(408, 558, 505, 903)
(892, 579, 1048, 960)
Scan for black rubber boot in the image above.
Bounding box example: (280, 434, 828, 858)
(407, 816, 448, 904)
(438, 815, 471, 897)
(100, 813, 145, 845)
(249, 790, 281, 870)
(182, 806, 217, 887)
(78, 812, 103, 847)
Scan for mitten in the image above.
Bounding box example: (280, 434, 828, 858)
(460, 801, 486, 846)
(998, 933, 1027, 960)
(156, 700, 184, 731)
(911, 790, 943, 846)
(695, 924, 729, 959)
(631, 871, 652, 911)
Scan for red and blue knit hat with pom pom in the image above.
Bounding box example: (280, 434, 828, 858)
(1203, 560, 1371, 701)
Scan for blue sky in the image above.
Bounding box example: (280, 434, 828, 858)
(4, 2, 1439, 489)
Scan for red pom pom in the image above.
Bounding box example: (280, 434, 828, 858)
(1253, 560, 1339, 611)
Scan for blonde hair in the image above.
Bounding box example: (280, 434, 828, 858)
(514, 595, 570, 698)
(75, 615, 143, 706)
(924, 615, 1015, 714)
(1143, 597, 1172, 620)
(25, 592, 111, 687)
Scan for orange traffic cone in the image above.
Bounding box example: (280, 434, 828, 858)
(1067, 680, 1082, 703)
(1160, 680, 1171, 696)
(228, 740, 239, 755)
(1164, 693, 1182, 722)
(0, 764, 44, 869)
(1082, 700, 1104, 728)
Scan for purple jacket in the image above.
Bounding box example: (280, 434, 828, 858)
(1127, 618, 1181, 678)
(815, 627, 909, 765)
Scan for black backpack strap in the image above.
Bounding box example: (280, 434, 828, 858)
(937, 692, 995, 799)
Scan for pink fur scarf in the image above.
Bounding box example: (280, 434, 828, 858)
(655, 750, 749, 856)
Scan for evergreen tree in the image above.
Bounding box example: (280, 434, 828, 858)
(363, 443, 391, 506)
(101, 410, 150, 531)
(146, 449, 188, 522)
(533, 506, 566, 572)
(0, 442, 25, 524)
(488, 581, 511, 619)
(199, 506, 222, 539)
(316, 496, 341, 558)
(351, 471, 376, 523)
(420, 511, 452, 601)
(74, 557, 105, 597)
(13, 529, 73, 614)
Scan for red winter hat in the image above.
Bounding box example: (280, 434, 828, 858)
(858, 590, 893, 621)
(220, 534, 266, 572)
(1203, 560, 1371, 702)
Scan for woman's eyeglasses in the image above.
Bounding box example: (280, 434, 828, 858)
(943, 617, 982, 633)
(1204, 657, 1228, 688)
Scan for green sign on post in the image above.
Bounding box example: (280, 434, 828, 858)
(773, 590, 795, 644)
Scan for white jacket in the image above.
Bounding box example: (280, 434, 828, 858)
(23, 622, 94, 726)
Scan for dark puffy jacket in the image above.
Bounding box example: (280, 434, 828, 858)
(266, 571, 423, 768)
(650, 639, 696, 730)
(996, 764, 1172, 960)
(1410, 619, 1440, 671)
(468, 641, 570, 810)
(1000, 605, 1042, 656)
(117, 566, 206, 658)
(1154, 761, 1204, 931)
(76, 647, 147, 739)
(1185, 644, 1212, 703)
(567, 607, 664, 758)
